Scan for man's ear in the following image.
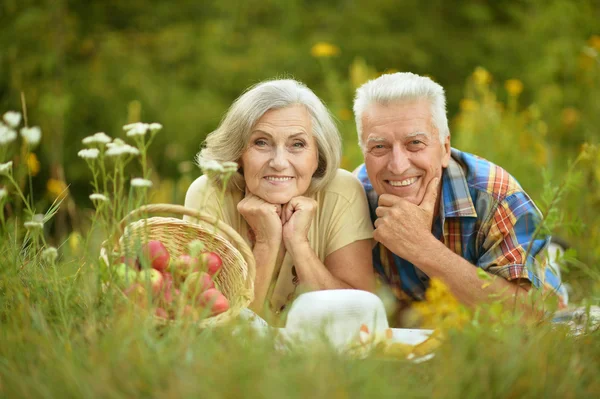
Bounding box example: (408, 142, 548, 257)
(441, 134, 451, 168)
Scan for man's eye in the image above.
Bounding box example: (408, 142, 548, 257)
(371, 144, 386, 150)
(410, 140, 423, 145)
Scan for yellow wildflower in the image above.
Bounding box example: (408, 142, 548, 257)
(350, 57, 376, 89)
(27, 153, 40, 176)
(47, 178, 68, 199)
(69, 232, 82, 254)
(472, 67, 491, 86)
(505, 79, 524, 97)
(588, 35, 600, 51)
(412, 278, 469, 331)
(310, 42, 340, 58)
(459, 99, 478, 112)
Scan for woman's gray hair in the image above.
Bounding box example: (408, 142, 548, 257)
(353, 72, 449, 148)
(196, 79, 341, 194)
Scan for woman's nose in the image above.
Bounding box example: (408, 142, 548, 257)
(269, 147, 290, 170)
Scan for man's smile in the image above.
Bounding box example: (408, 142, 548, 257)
(385, 176, 419, 187)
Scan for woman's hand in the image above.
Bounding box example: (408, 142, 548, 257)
(237, 192, 283, 245)
(281, 196, 317, 250)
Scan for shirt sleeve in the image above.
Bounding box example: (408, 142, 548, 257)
(324, 171, 374, 257)
(476, 192, 566, 307)
(183, 175, 225, 225)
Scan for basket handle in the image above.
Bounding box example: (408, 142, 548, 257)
(118, 204, 256, 284)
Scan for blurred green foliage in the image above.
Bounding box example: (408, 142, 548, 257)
(1, 0, 599, 291)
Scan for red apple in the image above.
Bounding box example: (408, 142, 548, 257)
(200, 252, 223, 277)
(197, 288, 229, 315)
(141, 240, 170, 272)
(183, 271, 214, 298)
(139, 268, 164, 295)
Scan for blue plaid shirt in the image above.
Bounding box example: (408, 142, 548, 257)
(356, 148, 567, 306)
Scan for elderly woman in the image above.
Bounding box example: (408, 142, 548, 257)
(184, 79, 374, 317)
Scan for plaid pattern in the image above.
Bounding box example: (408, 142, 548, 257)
(356, 148, 567, 307)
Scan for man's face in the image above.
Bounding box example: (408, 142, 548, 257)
(361, 100, 451, 206)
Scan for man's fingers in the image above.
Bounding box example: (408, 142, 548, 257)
(375, 206, 391, 218)
(419, 177, 440, 212)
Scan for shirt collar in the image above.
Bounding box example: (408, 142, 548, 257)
(440, 149, 477, 219)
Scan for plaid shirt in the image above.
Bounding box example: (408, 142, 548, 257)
(356, 148, 566, 307)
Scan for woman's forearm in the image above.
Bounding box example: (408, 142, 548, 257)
(287, 241, 352, 291)
(248, 240, 282, 314)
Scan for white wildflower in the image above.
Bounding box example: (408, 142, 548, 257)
(149, 123, 163, 133)
(24, 216, 44, 230)
(123, 122, 150, 137)
(0, 187, 7, 199)
(199, 159, 224, 174)
(89, 193, 109, 202)
(78, 148, 100, 159)
(2, 111, 21, 128)
(82, 132, 112, 145)
(106, 138, 126, 148)
(222, 161, 239, 174)
(131, 178, 153, 188)
(42, 247, 59, 263)
(0, 161, 13, 176)
(20, 126, 42, 146)
(0, 124, 17, 145)
(105, 139, 140, 157)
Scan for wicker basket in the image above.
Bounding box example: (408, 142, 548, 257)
(102, 204, 256, 328)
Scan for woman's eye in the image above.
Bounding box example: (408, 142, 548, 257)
(255, 139, 268, 147)
(292, 141, 306, 148)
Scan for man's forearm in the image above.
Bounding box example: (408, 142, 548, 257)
(414, 239, 541, 317)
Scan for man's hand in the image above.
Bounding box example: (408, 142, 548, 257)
(237, 191, 283, 245)
(281, 196, 317, 250)
(373, 177, 440, 264)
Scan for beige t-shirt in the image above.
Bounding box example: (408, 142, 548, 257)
(183, 168, 373, 313)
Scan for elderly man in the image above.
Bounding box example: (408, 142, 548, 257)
(353, 72, 566, 314)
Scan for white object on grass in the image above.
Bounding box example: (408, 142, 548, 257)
(281, 289, 390, 351)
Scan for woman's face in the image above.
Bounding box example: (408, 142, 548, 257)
(241, 105, 319, 204)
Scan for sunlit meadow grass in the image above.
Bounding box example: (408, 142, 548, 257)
(1, 258, 599, 398)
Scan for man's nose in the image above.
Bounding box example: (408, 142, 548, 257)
(269, 146, 290, 170)
(387, 145, 410, 174)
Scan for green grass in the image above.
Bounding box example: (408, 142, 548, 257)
(1, 250, 599, 398)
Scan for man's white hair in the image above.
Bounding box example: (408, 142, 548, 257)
(353, 72, 449, 148)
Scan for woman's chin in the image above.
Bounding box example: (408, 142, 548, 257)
(253, 191, 295, 205)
